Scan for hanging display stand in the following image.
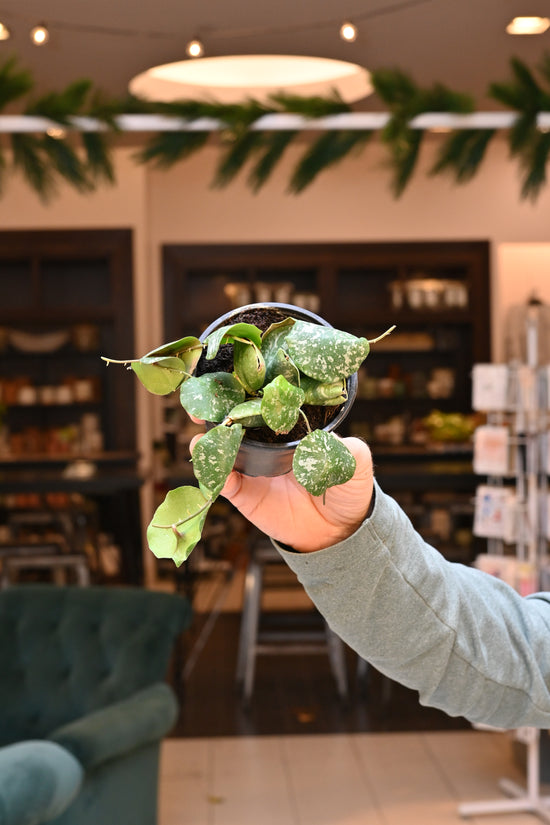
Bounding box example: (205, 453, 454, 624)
(460, 300, 550, 821)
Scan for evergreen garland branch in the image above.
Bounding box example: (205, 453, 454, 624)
(248, 130, 297, 191)
(1, 54, 550, 200)
(372, 68, 475, 195)
(431, 129, 496, 183)
(0, 56, 33, 110)
(289, 130, 373, 193)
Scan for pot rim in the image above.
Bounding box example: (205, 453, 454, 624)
(199, 301, 358, 450)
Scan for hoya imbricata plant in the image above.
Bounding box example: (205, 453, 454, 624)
(104, 314, 393, 565)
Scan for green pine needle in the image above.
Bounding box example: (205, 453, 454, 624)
(214, 130, 266, 188)
(11, 133, 57, 201)
(432, 130, 495, 183)
(40, 135, 93, 192)
(248, 131, 297, 192)
(137, 131, 210, 168)
(81, 132, 115, 183)
(289, 130, 372, 193)
(0, 56, 33, 110)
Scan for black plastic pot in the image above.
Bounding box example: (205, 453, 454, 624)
(199, 302, 358, 478)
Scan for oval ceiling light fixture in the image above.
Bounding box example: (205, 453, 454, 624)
(506, 16, 550, 34)
(0, 22, 11, 40)
(129, 54, 372, 104)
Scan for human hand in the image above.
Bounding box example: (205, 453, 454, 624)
(190, 432, 373, 552)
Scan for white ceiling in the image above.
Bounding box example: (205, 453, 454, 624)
(0, 0, 549, 110)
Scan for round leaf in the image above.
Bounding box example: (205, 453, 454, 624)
(192, 423, 244, 496)
(261, 375, 305, 434)
(147, 486, 211, 565)
(292, 430, 356, 496)
(179, 373, 245, 421)
(286, 320, 370, 381)
(205, 322, 262, 360)
(132, 356, 187, 395)
(228, 398, 264, 427)
(234, 340, 266, 392)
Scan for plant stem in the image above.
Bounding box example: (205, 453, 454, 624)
(367, 325, 396, 344)
(298, 408, 312, 433)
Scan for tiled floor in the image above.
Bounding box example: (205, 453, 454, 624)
(159, 730, 545, 825)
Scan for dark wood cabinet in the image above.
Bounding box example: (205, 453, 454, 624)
(0, 229, 142, 583)
(161, 241, 491, 563)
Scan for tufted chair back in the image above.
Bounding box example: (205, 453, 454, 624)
(0, 584, 191, 744)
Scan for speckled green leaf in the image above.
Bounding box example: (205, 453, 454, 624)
(286, 320, 370, 381)
(261, 318, 295, 381)
(179, 373, 245, 421)
(147, 486, 211, 565)
(192, 423, 244, 496)
(234, 340, 266, 392)
(205, 323, 262, 360)
(132, 356, 187, 395)
(300, 375, 348, 406)
(142, 336, 202, 360)
(261, 375, 305, 434)
(293, 430, 356, 496)
(227, 398, 264, 427)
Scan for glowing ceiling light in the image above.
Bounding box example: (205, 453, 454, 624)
(30, 23, 50, 45)
(130, 55, 372, 105)
(340, 22, 357, 42)
(506, 16, 550, 35)
(0, 22, 11, 40)
(186, 38, 204, 58)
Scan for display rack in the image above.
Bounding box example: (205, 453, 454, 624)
(460, 301, 550, 821)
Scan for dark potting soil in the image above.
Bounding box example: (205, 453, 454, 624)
(196, 306, 342, 444)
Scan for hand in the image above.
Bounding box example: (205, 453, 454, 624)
(190, 433, 374, 552)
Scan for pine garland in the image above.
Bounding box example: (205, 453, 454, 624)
(0, 54, 550, 201)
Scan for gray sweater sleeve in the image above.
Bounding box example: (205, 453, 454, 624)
(274, 481, 550, 729)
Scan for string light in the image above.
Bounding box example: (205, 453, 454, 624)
(185, 38, 204, 58)
(340, 21, 357, 42)
(30, 23, 50, 45)
(0, 22, 11, 40)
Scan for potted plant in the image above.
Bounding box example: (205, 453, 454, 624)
(103, 303, 393, 565)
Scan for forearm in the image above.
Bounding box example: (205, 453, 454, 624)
(274, 481, 550, 729)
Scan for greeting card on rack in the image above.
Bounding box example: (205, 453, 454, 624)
(473, 425, 510, 475)
(472, 364, 509, 411)
(473, 485, 517, 542)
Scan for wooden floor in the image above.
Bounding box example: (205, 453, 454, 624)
(159, 730, 543, 825)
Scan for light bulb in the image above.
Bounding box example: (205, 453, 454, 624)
(506, 16, 550, 35)
(0, 22, 11, 41)
(30, 23, 49, 45)
(186, 38, 204, 58)
(340, 22, 357, 42)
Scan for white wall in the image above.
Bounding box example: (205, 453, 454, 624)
(1, 137, 549, 579)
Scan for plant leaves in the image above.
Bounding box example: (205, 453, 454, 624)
(147, 486, 211, 565)
(142, 336, 203, 376)
(179, 373, 245, 421)
(205, 322, 262, 359)
(285, 320, 369, 381)
(233, 340, 266, 392)
(293, 430, 356, 496)
(131, 356, 187, 394)
(261, 318, 296, 380)
(261, 375, 305, 434)
(191, 423, 244, 496)
(300, 375, 347, 405)
(227, 398, 265, 427)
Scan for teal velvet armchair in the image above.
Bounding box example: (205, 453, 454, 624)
(0, 584, 192, 825)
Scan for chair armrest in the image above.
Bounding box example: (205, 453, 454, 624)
(0, 740, 83, 825)
(48, 682, 178, 771)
